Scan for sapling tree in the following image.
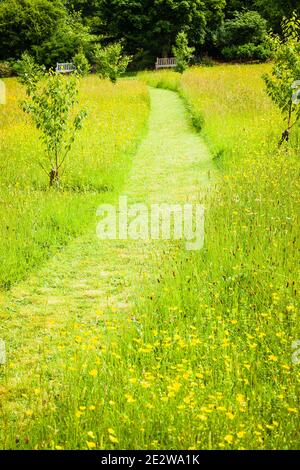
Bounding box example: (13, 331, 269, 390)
(18, 54, 87, 186)
(73, 49, 91, 76)
(172, 31, 195, 74)
(94, 42, 131, 83)
(263, 13, 300, 145)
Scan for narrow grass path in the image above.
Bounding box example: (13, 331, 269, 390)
(0, 88, 213, 442)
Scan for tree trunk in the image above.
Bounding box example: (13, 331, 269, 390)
(49, 168, 59, 187)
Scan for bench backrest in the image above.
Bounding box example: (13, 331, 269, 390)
(56, 63, 76, 73)
(155, 58, 177, 69)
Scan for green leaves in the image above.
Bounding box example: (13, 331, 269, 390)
(263, 14, 300, 144)
(172, 32, 194, 74)
(0, 0, 65, 60)
(73, 50, 91, 76)
(292, 81, 300, 105)
(16, 53, 45, 95)
(19, 62, 87, 186)
(94, 43, 131, 83)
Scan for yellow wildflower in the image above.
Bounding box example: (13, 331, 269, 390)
(87, 441, 96, 449)
(268, 355, 278, 362)
(109, 435, 119, 444)
(89, 369, 98, 377)
(287, 408, 298, 414)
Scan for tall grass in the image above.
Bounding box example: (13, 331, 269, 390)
(0, 77, 149, 288)
(0, 66, 299, 450)
(131, 65, 300, 448)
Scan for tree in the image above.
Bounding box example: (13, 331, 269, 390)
(34, 12, 97, 67)
(97, 0, 208, 64)
(254, 0, 300, 32)
(63, 0, 103, 35)
(202, 0, 226, 52)
(2, 0, 298, 66)
(172, 32, 194, 73)
(149, 0, 206, 56)
(0, 0, 65, 60)
(218, 10, 268, 46)
(18, 54, 87, 186)
(218, 10, 270, 61)
(224, 1, 300, 32)
(73, 49, 91, 75)
(94, 43, 131, 83)
(263, 14, 300, 145)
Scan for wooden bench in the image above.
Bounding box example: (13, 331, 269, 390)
(155, 58, 177, 70)
(55, 63, 76, 74)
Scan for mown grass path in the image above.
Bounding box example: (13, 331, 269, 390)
(0, 87, 213, 442)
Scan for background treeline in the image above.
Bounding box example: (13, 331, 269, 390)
(0, 0, 299, 70)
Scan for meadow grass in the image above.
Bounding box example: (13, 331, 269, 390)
(129, 65, 300, 448)
(0, 66, 299, 450)
(0, 76, 149, 288)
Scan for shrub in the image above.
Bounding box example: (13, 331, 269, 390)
(172, 31, 194, 74)
(219, 10, 268, 46)
(218, 10, 270, 62)
(94, 43, 131, 83)
(73, 50, 91, 76)
(222, 42, 271, 62)
(200, 55, 214, 67)
(0, 62, 12, 77)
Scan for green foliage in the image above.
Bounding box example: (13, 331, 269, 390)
(94, 43, 131, 83)
(34, 12, 97, 67)
(203, 0, 226, 47)
(263, 13, 300, 144)
(219, 10, 268, 46)
(0, 62, 13, 78)
(97, 0, 208, 63)
(172, 32, 194, 74)
(254, 0, 300, 32)
(73, 49, 91, 76)
(199, 55, 215, 67)
(14, 53, 45, 93)
(218, 10, 270, 61)
(222, 43, 271, 62)
(1, 0, 300, 67)
(0, 1, 97, 67)
(19, 63, 87, 186)
(0, 0, 65, 61)
(225, 1, 300, 33)
(65, 0, 102, 18)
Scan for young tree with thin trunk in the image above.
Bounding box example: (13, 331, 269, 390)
(263, 13, 300, 146)
(172, 32, 195, 74)
(18, 54, 87, 186)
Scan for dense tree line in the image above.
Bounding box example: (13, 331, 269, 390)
(0, 0, 299, 68)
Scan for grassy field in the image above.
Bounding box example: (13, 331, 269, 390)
(0, 65, 299, 450)
(0, 77, 149, 288)
(130, 65, 300, 448)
